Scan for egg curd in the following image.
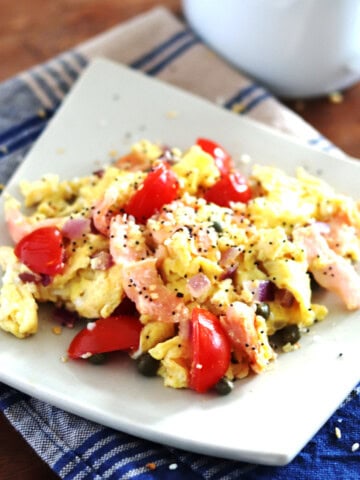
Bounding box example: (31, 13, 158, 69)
(0, 139, 359, 393)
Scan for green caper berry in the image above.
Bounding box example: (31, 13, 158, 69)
(136, 353, 160, 377)
(279, 325, 301, 345)
(88, 353, 107, 365)
(269, 324, 301, 348)
(211, 221, 223, 233)
(255, 302, 270, 320)
(215, 377, 234, 396)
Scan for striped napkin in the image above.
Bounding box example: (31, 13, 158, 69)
(0, 7, 359, 480)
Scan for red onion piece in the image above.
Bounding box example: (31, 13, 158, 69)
(220, 264, 238, 281)
(62, 218, 91, 240)
(255, 280, 276, 302)
(19, 272, 41, 284)
(93, 169, 105, 178)
(40, 274, 52, 286)
(53, 307, 78, 328)
(187, 273, 211, 298)
(18, 272, 52, 286)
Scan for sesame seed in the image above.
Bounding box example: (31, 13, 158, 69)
(335, 427, 342, 439)
(52, 326, 62, 335)
(351, 442, 359, 452)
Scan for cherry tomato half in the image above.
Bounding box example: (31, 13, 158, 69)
(124, 162, 179, 223)
(14, 226, 65, 276)
(196, 138, 234, 175)
(190, 308, 231, 393)
(68, 315, 142, 358)
(204, 171, 252, 207)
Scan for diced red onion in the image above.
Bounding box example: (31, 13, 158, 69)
(19, 272, 41, 284)
(18, 272, 52, 286)
(62, 218, 91, 240)
(220, 264, 238, 281)
(187, 273, 211, 298)
(159, 146, 177, 165)
(40, 274, 52, 286)
(53, 307, 78, 328)
(93, 169, 104, 178)
(90, 251, 113, 270)
(255, 280, 276, 302)
(276, 288, 295, 308)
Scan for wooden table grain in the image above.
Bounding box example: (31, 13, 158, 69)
(0, 1, 359, 479)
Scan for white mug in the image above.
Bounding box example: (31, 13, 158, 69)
(183, 0, 360, 98)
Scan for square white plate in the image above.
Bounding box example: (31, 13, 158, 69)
(0, 58, 359, 466)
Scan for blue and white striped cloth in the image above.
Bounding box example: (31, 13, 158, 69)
(0, 7, 359, 479)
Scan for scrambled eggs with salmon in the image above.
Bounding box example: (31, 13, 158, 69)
(0, 139, 359, 394)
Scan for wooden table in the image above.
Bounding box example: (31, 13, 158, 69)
(0, 1, 359, 479)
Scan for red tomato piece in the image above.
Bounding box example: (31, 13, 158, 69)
(204, 171, 252, 207)
(14, 226, 65, 276)
(67, 315, 142, 358)
(190, 308, 231, 393)
(124, 162, 179, 223)
(196, 138, 234, 175)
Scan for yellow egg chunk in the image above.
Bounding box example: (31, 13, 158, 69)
(0, 247, 38, 337)
(172, 145, 219, 194)
(149, 336, 190, 389)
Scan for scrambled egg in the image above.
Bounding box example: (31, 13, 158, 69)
(1, 139, 359, 391)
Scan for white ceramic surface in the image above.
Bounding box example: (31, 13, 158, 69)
(0, 58, 359, 465)
(183, 0, 360, 98)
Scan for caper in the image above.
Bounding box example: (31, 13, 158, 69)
(88, 353, 107, 365)
(214, 377, 234, 396)
(269, 324, 301, 348)
(136, 353, 160, 377)
(255, 302, 270, 320)
(280, 325, 301, 344)
(211, 221, 223, 233)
